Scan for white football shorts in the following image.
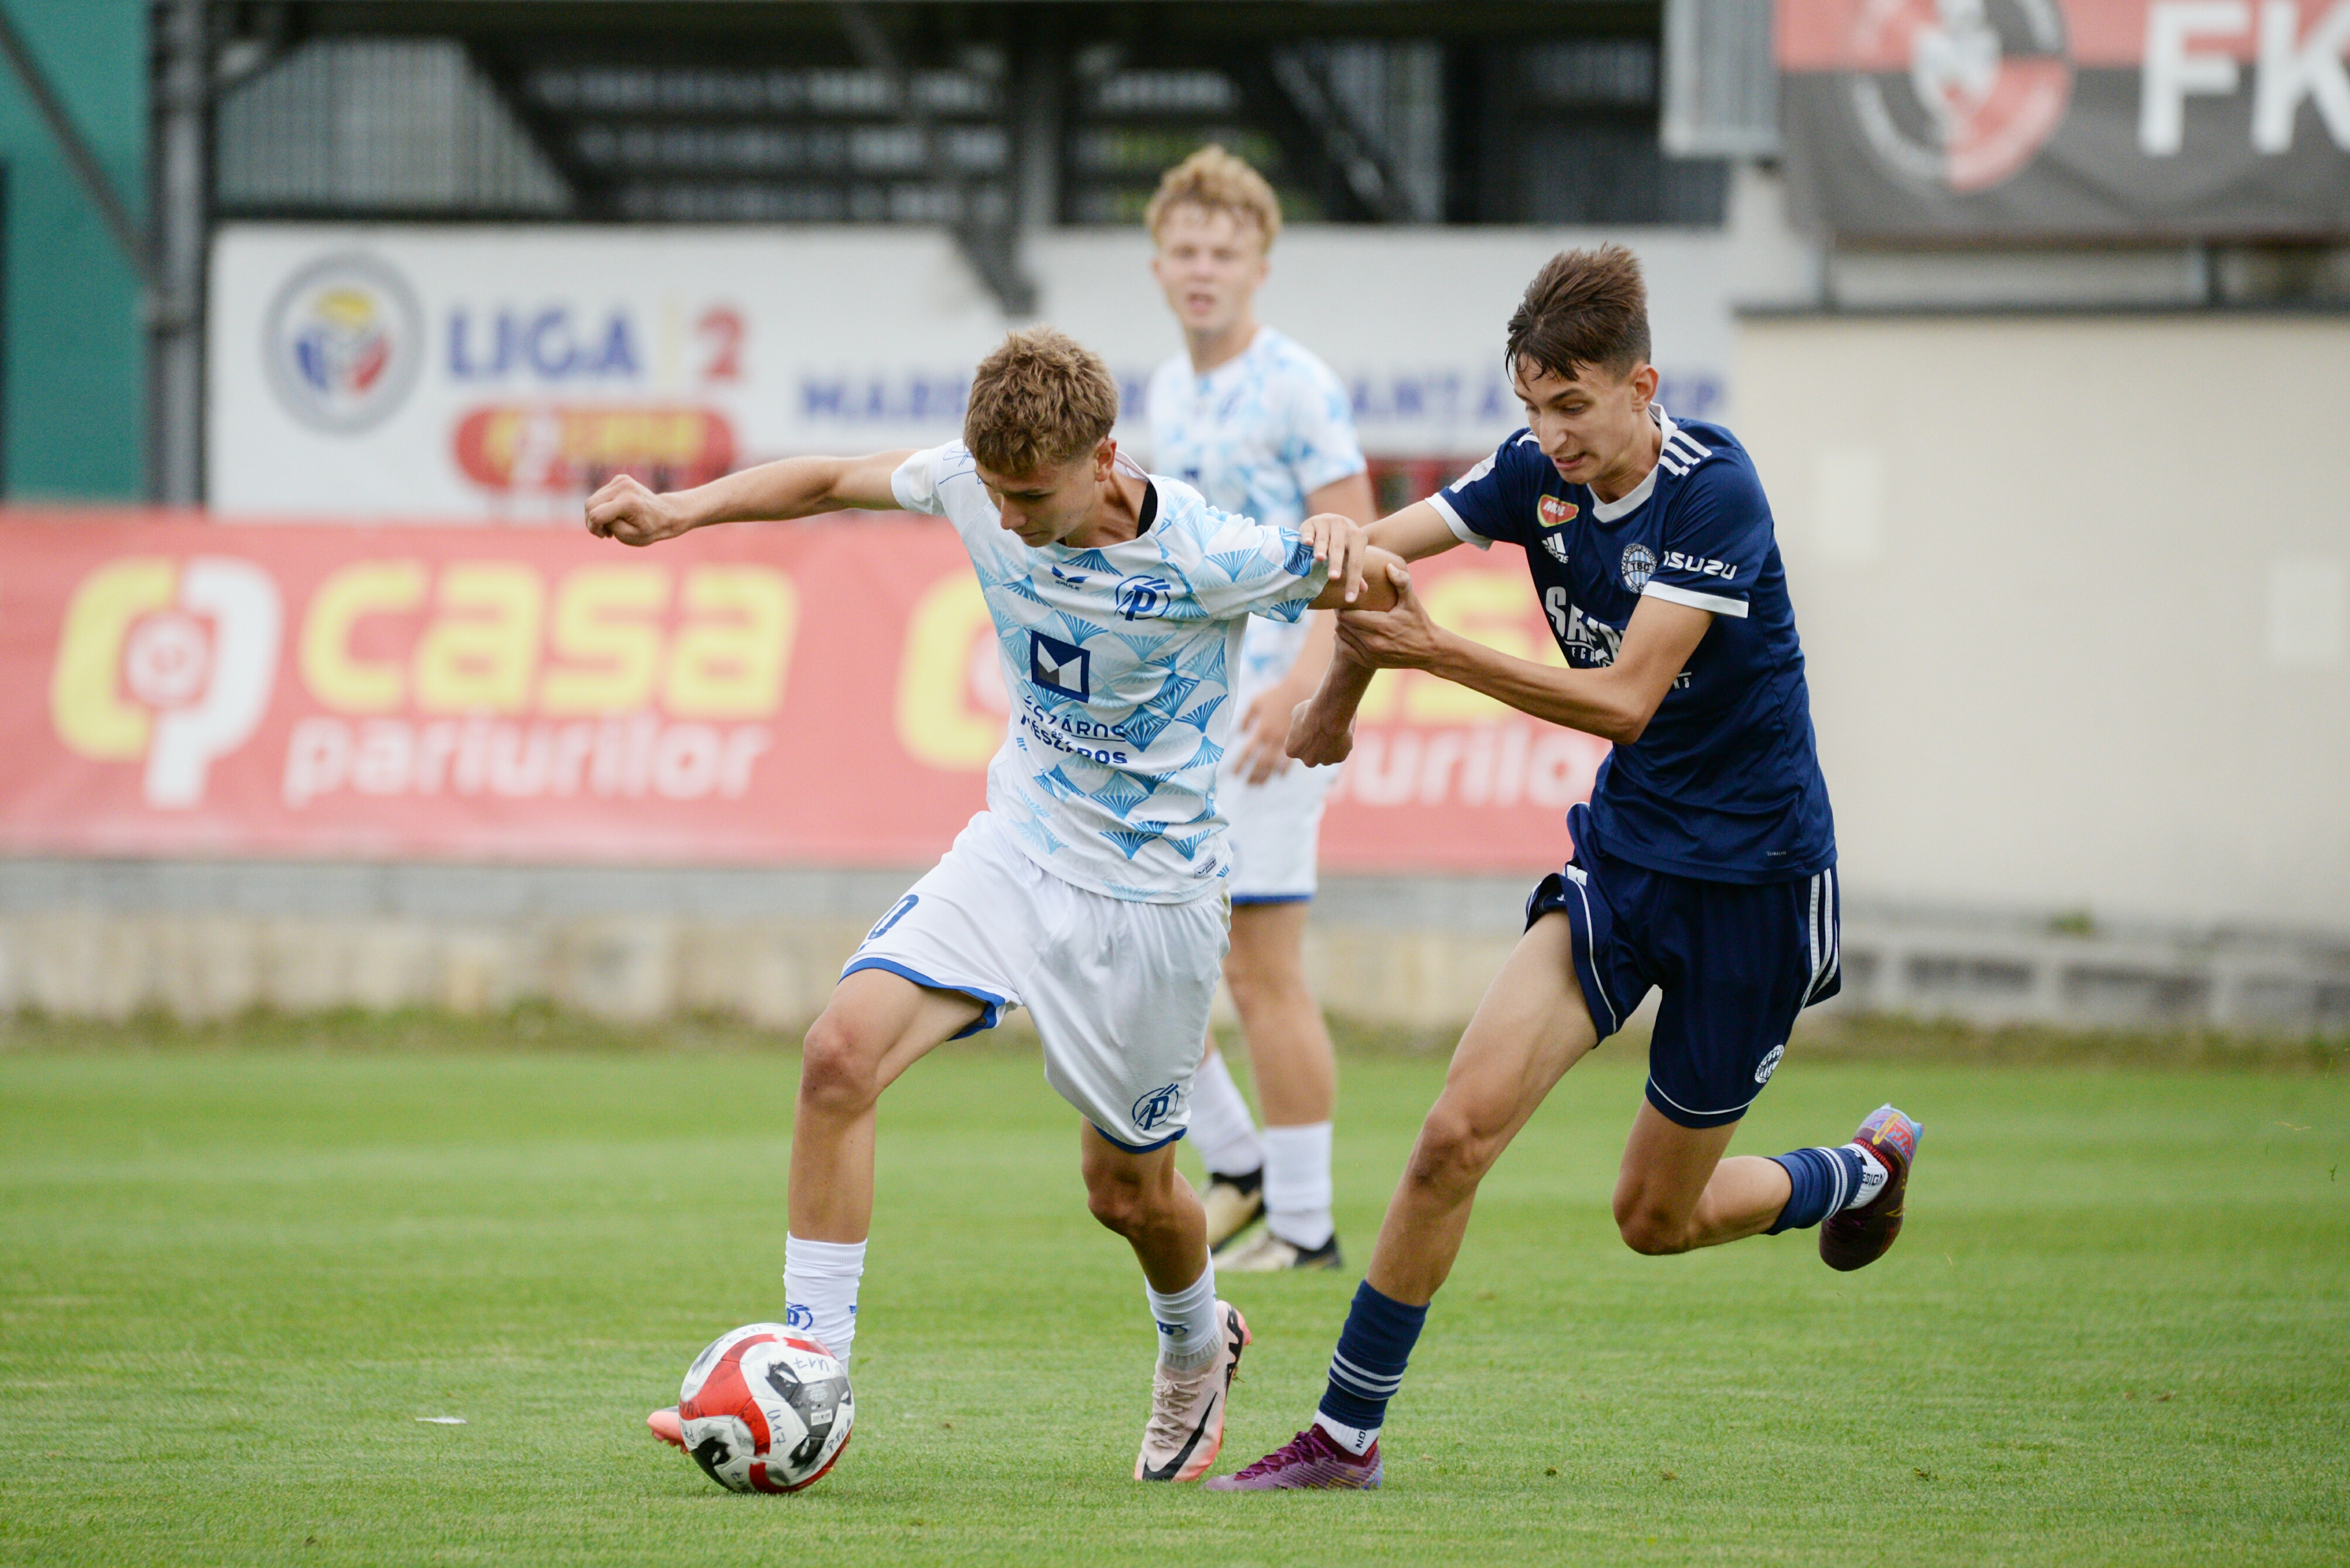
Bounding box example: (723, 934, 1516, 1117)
(1220, 752, 1339, 903)
(841, 812, 1230, 1150)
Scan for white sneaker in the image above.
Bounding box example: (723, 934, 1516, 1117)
(1199, 1171, 1265, 1252)
(1215, 1228, 1344, 1273)
(1134, 1302, 1250, 1482)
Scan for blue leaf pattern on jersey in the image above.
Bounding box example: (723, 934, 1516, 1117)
(1012, 816, 1068, 857)
(1100, 826, 1161, 860)
(1176, 694, 1224, 732)
(1121, 706, 1176, 753)
(1164, 827, 1213, 862)
(1089, 775, 1150, 816)
(1206, 548, 1265, 583)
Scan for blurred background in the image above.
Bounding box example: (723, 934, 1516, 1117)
(0, 0, 2342, 1040)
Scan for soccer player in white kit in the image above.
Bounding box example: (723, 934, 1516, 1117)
(1143, 148, 1378, 1272)
(585, 328, 1403, 1482)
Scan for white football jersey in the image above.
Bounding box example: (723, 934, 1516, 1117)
(1145, 328, 1364, 703)
(891, 441, 1330, 903)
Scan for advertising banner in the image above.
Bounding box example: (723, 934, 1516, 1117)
(1780, 0, 2350, 236)
(0, 516, 1601, 875)
(208, 225, 1746, 519)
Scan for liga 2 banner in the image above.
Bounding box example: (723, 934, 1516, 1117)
(1780, 0, 2350, 237)
(0, 516, 1605, 874)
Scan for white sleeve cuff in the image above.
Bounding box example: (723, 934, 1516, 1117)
(890, 446, 943, 515)
(1425, 492, 1491, 550)
(1643, 581, 1747, 618)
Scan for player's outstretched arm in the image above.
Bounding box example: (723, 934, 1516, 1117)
(1283, 550, 1408, 765)
(1366, 500, 1466, 563)
(585, 449, 916, 547)
(1335, 564, 1711, 745)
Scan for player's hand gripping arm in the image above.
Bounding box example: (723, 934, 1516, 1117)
(1282, 499, 1465, 765)
(584, 450, 916, 546)
(1329, 560, 1712, 745)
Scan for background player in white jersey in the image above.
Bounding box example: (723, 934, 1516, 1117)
(1142, 147, 1377, 1273)
(583, 328, 1402, 1483)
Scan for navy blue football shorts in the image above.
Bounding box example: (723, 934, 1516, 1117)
(1525, 805, 1842, 1129)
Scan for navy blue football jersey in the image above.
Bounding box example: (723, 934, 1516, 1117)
(1428, 408, 1834, 884)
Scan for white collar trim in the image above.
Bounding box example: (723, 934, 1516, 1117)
(1589, 404, 1674, 524)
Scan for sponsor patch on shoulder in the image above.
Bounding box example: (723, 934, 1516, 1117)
(1538, 495, 1578, 527)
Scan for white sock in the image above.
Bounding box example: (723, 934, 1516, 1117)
(1313, 1412, 1378, 1455)
(1842, 1145, 1890, 1210)
(1145, 1261, 1222, 1370)
(784, 1234, 866, 1367)
(1188, 1047, 1263, 1179)
(1261, 1121, 1335, 1250)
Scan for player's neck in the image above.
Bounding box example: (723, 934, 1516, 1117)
(1065, 468, 1151, 549)
(1185, 313, 1261, 375)
(1588, 414, 1664, 505)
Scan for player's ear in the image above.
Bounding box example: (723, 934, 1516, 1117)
(1629, 362, 1660, 407)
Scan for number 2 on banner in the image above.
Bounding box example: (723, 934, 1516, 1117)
(697, 307, 744, 383)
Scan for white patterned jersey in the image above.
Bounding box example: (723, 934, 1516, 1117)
(1145, 327, 1364, 703)
(891, 442, 1330, 903)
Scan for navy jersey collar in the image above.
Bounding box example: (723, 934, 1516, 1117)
(1589, 404, 1677, 525)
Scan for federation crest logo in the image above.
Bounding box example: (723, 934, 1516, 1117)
(262, 253, 425, 433)
(1114, 574, 1173, 621)
(1842, 0, 2072, 194)
(1754, 1044, 1786, 1085)
(1619, 543, 1657, 592)
(1541, 534, 1570, 565)
(1131, 1082, 1185, 1133)
(1538, 495, 1578, 527)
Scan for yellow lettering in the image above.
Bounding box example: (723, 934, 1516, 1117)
(663, 566, 795, 718)
(299, 560, 425, 713)
(541, 565, 670, 715)
(894, 573, 1003, 769)
(51, 557, 175, 758)
(413, 563, 543, 713)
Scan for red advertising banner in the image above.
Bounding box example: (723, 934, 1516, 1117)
(0, 515, 1599, 874)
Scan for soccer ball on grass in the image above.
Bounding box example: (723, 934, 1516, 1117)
(677, 1323, 853, 1492)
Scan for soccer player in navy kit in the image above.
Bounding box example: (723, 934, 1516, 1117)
(1212, 246, 1924, 1491)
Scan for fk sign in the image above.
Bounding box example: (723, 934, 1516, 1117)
(0, 515, 1599, 874)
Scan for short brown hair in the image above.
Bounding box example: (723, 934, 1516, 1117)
(1506, 245, 1651, 384)
(963, 327, 1121, 475)
(1144, 144, 1281, 248)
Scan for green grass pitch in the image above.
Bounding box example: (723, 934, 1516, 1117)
(2, 1027, 2345, 1566)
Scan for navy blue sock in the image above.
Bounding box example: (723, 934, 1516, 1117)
(1766, 1144, 1867, 1233)
(1318, 1280, 1429, 1433)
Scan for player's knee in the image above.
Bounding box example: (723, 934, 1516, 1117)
(1083, 1170, 1151, 1236)
(1405, 1105, 1499, 1197)
(1614, 1200, 1693, 1257)
(798, 1011, 881, 1113)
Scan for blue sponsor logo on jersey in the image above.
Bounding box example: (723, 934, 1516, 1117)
(1114, 574, 1173, 621)
(1131, 1081, 1184, 1132)
(1284, 538, 1316, 577)
(1029, 631, 1091, 699)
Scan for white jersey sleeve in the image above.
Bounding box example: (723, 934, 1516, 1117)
(1183, 510, 1330, 624)
(891, 444, 950, 517)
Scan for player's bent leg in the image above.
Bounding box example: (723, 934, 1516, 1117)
(1612, 1104, 1781, 1255)
(1079, 1128, 1250, 1483)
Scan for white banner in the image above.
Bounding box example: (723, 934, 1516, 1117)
(210, 223, 1750, 519)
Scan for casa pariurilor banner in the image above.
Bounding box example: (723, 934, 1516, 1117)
(1779, 0, 2350, 237)
(0, 515, 1607, 872)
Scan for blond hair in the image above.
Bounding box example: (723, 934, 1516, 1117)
(1144, 145, 1281, 248)
(963, 327, 1120, 475)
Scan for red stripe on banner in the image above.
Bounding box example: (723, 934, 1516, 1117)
(1779, 1, 2279, 73)
(0, 512, 1592, 877)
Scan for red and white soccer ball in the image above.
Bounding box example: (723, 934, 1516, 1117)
(677, 1323, 854, 1493)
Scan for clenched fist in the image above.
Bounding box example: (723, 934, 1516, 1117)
(585, 473, 694, 547)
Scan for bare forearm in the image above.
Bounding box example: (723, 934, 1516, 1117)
(669, 456, 863, 529)
(1424, 632, 1651, 744)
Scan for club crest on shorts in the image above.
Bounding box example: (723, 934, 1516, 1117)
(1538, 495, 1578, 528)
(1131, 1081, 1185, 1133)
(1754, 1043, 1785, 1085)
(1620, 543, 1657, 591)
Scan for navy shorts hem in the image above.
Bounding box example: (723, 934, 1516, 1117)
(1089, 1123, 1189, 1153)
(1230, 892, 1312, 907)
(1643, 1077, 1753, 1130)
